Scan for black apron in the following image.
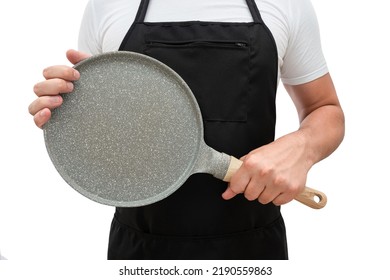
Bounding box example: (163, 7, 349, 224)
(108, 0, 288, 260)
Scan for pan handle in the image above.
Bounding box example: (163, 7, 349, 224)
(222, 156, 327, 209)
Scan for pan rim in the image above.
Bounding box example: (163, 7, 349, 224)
(43, 51, 204, 207)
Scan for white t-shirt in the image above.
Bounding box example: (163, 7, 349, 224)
(78, 0, 328, 85)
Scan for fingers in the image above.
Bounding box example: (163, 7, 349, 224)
(66, 49, 91, 65)
(30, 73, 75, 128)
(30, 77, 72, 117)
(222, 155, 267, 200)
(33, 108, 52, 129)
(222, 166, 251, 200)
(34, 78, 74, 97)
(221, 186, 239, 200)
(221, 153, 303, 206)
(223, 179, 297, 206)
(29, 49, 90, 129)
(42, 64, 80, 81)
(245, 180, 265, 201)
(28, 95, 63, 116)
(272, 193, 295, 206)
(257, 184, 283, 205)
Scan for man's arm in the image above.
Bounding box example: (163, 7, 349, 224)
(222, 73, 345, 205)
(284, 73, 345, 165)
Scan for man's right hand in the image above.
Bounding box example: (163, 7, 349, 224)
(28, 49, 91, 128)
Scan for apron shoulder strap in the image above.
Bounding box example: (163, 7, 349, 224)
(134, 0, 150, 22)
(245, 0, 264, 24)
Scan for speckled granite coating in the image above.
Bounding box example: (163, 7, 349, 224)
(44, 51, 230, 207)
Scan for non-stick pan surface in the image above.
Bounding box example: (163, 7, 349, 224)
(44, 51, 211, 206)
(44, 51, 326, 209)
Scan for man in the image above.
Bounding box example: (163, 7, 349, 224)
(28, 0, 344, 259)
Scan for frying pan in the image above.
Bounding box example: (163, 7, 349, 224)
(43, 51, 326, 209)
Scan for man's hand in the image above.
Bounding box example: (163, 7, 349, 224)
(28, 49, 91, 128)
(222, 132, 309, 206)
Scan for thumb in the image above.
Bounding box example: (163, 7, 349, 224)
(222, 184, 239, 200)
(66, 49, 91, 65)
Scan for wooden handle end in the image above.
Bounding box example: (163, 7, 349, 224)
(295, 186, 327, 209)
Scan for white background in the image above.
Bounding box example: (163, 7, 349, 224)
(0, 0, 389, 279)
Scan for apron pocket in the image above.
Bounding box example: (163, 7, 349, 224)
(144, 40, 250, 122)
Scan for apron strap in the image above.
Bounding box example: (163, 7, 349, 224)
(134, 0, 150, 22)
(245, 0, 264, 24)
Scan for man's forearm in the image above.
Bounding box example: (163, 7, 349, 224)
(298, 103, 345, 168)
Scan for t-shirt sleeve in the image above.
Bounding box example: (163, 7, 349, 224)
(78, 0, 101, 55)
(280, 0, 328, 85)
